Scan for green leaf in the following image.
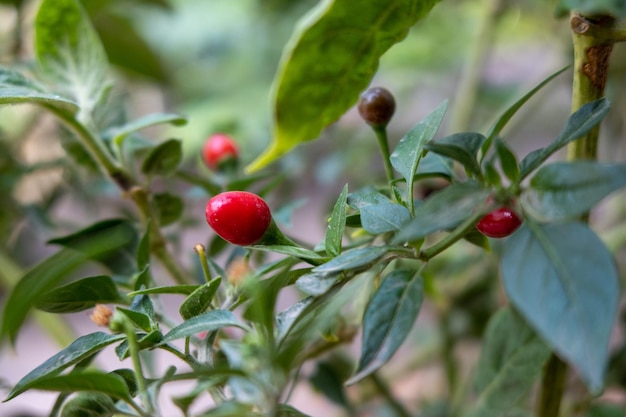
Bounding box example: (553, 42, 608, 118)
(5, 332, 125, 401)
(153, 192, 184, 227)
(115, 330, 163, 360)
(295, 272, 341, 296)
(495, 139, 520, 183)
(141, 138, 182, 176)
(556, 0, 626, 18)
(424, 132, 486, 178)
(247, 0, 442, 171)
(310, 361, 351, 409)
(108, 113, 187, 147)
(276, 297, 315, 341)
(251, 245, 328, 264)
(59, 392, 117, 417)
(0, 66, 79, 115)
(116, 307, 152, 332)
(35, 0, 109, 116)
(128, 285, 200, 297)
(390, 100, 448, 195)
(414, 152, 455, 179)
(501, 222, 619, 393)
(312, 246, 391, 274)
(161, 310, 248, 343)
(347, 187, 391, 209)
(465, 308, 550, 417)
(48, 218, 139, 275)
(347, 269, 423, 384)
(2, 220, 137, 344)
(17, 370, 131, 401)
(277, 404, 313, 417)
(522, 162, 626, 222)
(519, 98, 610, 178)
(392, 182, 489, 244)
(482, 67, 568, 157)
(34, 275, 125, 313)
(136, 224, 151, 270)
(179, 278, 222, 320)
(325, 184, 348, 257)
(360, 203, 410, 234)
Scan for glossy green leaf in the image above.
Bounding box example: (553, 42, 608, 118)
(465, 308, 550, 417)
(519, 98, 610, 178)
(128, 285, 200, 297)
(347, 269, 423, 384)
(481, 67, 568, 157)
(501, 222, 619, 393)
(522, 162, 626, 222)
(325, 184, 348, 257)
(556, 0, 626, 18)
(48, 218, 139, 275)
(495, 139, 520, 183)
(161, 310, 248, 343)
(115, 330, 163, 360)
(0, 66, 79, 114)
(392, 182, 489, 244)
(109, 113, 187, 147)
(424, 132, 486, 178)
(153, 192, 184, 227)
(59, 392, 117, 417)
(16, 370, 130, 401)
(295, 272, 341, 296)
(390, 100, 448, 196)
(36, 0, 109, 115)
(2, 220, 137, 344)
(347, 187, 391, 209)
(360, 203, 410, 234)
(179, 278, 221, 320)
(414, 152, 455, 179)
(252, 245, 328, 264)
(312, 246, 390, 274)
(247, 0, 442, 171)
(34, 275, 125, 313)
(5, 332, 125, 401)
(141, 138, 182, 176)
(276, 297, 315, 341)
(116, 307, 152, 333)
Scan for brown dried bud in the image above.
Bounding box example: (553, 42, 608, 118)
(226, 257, 253, 287)
(90, 304, 113, 327)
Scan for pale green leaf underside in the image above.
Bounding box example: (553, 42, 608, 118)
(247, 0, 441, 171)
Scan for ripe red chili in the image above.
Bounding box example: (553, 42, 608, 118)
(476, 207, 522, 238)
(205, 191, 271, 245)
(202, 133, 239, 171)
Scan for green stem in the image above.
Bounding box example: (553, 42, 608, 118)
(449, 0, 502, 133)
(420, 210, 485, 261)
(370, 372, 412, 417)
(373, 125, 396, 185)
(194, 244, 213, 283)
(121, 319, 154, 415)
(536, 354, 568, 417)
(441, 312, 458, 399)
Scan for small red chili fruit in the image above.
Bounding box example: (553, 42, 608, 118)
(205, 191, 271, 245)
(476, 207, 522, 238)
(202, 133, 239, 171)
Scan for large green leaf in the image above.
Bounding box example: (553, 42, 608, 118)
(247, 0, 442, 171)
(519, 98, 610, 178)
(1, 220, 137, 344)
(312, 246, 391, 274)
(360, 203, 410, 234)
(34, 275, 126, 313)
(5, 332, 125, 401)
(347, 269, 423, 384)
(522, 162, 626, 222)
(36, 0, 109, 116)
(16, 371, 131, 401)
(465, 308, 550, 417)
(392, 182, 489, 244)
(424, 132, 486, 179)
(0, 66, 79, 115)
(390, 100, 448, 207)
(141, 138, 182, 177)
(179, 278, 222, 320)
(501, 222, 619, 393)
(107, 112, 187, 147)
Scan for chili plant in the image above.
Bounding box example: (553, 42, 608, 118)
(1, 0, 626, 417)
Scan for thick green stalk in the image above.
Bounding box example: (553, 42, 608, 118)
(373, 125, 396, 185)
(537, 11, 626, 417)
